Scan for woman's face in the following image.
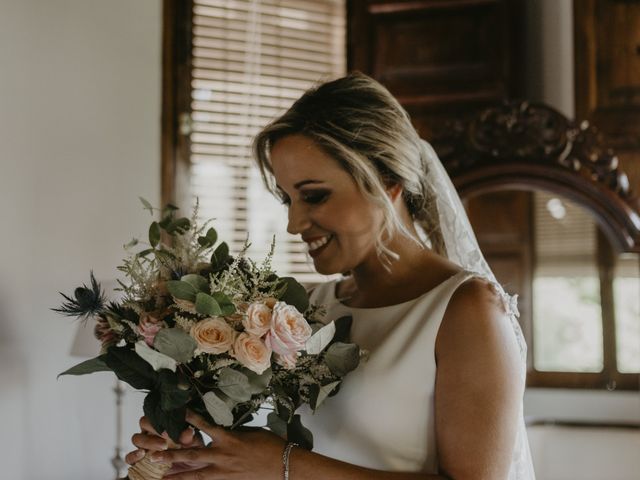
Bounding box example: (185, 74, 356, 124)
(270, 134, 385, 275)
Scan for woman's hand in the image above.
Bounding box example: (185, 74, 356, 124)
(147, 410, 286, 480)
(125, 415, 207, 474)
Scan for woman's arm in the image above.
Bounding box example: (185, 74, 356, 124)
(434, 278, 524, 480)
(150, 411, 450, 480)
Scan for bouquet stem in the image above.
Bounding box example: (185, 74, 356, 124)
(127, 451, 172, 480)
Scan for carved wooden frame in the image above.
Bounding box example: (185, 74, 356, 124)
(436, 101, 640, 253)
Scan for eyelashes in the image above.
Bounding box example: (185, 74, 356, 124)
(276, 189, 330, 207)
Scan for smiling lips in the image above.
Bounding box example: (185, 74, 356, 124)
(305, 234, 333, 256)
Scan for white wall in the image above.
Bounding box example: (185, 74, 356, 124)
(0, 0, 161, 478)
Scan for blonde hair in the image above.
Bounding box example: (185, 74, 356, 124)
(253, 72, 447, 264)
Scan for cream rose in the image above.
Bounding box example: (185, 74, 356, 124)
(265, 302, 312, 356)
(190, 317, 236, 354)
(242, 302, 273, 337)
(233, 332, 272, 374)
(138, 312, 162, 347)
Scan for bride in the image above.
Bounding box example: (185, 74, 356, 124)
(126, 72, 536, 479)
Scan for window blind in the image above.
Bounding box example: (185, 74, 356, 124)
(188, 0, 346, 283)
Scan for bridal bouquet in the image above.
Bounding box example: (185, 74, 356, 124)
(56, 199, 361, 480)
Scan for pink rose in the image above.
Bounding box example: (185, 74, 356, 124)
(190, 317, 235, 354)
(242, 302, 273, 337)
(138, 312, 162, 347)
(275, 352, 298, 370)
(265, 302, 312, 356)
(233, 332, 272, 374)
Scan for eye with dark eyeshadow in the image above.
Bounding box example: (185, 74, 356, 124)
(301, 189, 330, 205)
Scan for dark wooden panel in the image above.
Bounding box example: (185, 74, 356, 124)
(348, 0, 524, 107)
(574, 0, 640, 151)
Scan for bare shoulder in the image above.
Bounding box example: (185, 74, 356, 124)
(435, 277, 519, 364)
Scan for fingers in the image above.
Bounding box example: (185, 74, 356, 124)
(132, 432, 170, 451)
(150, 447, 214, 467)
(139, 416, 160, 435)
(125, 449, 146, 466)
(185, 410, 227, 441)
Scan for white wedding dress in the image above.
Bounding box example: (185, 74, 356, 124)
(301, 270, 536, 479)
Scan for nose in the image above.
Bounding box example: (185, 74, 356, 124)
(286, 201, 312, 235)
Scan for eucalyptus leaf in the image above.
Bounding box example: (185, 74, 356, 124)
(135, 341, 177, 372)
(305, 321, 336, 355)
(244, 367, 272, 395)
(202, 391, 234, 427)
(277, 277, 309, 313)
(211, 291, 236, 316)
(324, 342, 360, 377)
(312, 381, 340, 411)
(217, 368, 252, 402)
(181, 274, 209, 293)
(139, 196, 154, 214)
(58, 356, 110, 378)
(195, 292, 222, 316)
(266, 411, 288, 438)
(154, 328, 197, 363)
(166, 280, 197, 302)
(149, 221, 161, 248)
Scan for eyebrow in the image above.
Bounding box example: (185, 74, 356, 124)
(277, 180, 325, 190)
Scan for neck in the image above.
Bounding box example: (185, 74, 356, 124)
(345, 229, 430, 305)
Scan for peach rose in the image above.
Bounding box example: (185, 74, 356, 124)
(265, 302, 312, 356)
(233, 332, 272, 374)
(275, 352, 298, 370)
(138, 312, 163, 347)
(190, 317, 235, 354)
(242, 302, 272, 337)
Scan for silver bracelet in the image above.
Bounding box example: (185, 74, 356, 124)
(282, 442, 299, 480)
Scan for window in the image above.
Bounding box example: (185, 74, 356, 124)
(528, 190, 640, 389)
(162, 0, 346, 283)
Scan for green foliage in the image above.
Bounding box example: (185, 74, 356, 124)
(58, 356, 111, 378)
(166, 280, 197, 302)
(180, 274, 209, 293)
(277, 277, 309, 313)
(153, 328, 197, 364)
(287, 414, 313, 450)
(135, 341, 178, 372)
(202, 391, 234, 427)
(104, 346, 158, 390)
(144, 390, 188, 443)
(217, 368, 252, 402)
(195, 292, 223, 316)
(266, 411, 287, 438)
(148, 221, 161, 248)
(324, 342, 361, 377)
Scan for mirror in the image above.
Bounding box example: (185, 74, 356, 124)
(465, 188, 640, 378)
(435, 101, 640, 389)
